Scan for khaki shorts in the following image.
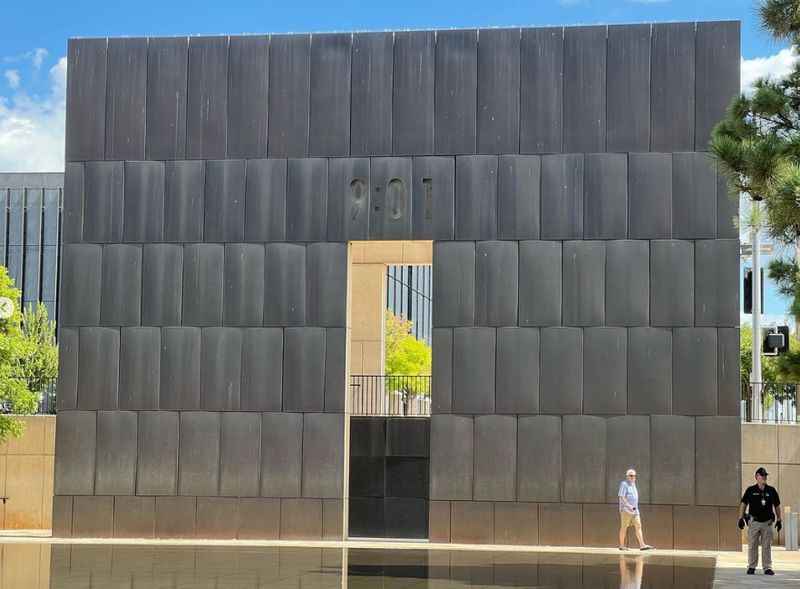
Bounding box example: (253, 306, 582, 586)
(620, 512, 642, 530)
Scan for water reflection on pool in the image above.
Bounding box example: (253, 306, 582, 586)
(0, 543, 717, 588)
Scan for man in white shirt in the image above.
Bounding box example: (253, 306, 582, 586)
(618, 468, 653, 551)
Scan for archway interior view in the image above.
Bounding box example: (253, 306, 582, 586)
(347, 241, 432, 539)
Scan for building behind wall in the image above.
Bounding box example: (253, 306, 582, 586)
(54, 22, 741, 549)
(0, 173, 62, 322)
(387, 264, 432, 345)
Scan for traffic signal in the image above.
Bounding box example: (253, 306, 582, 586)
(763, 326, 790, 356)
(743, 268, 764, 314)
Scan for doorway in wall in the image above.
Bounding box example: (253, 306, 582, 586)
(346, 241, 432, 540)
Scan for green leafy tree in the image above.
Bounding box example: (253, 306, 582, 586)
(0, 267, 40, 442)
(20, 302, 58, 397)
(385, 310, 431, 395)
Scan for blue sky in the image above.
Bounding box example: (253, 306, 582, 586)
(1, 0, 798, 322)
(0, 0, 786, 99)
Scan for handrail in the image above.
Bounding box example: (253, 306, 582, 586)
(350, 374, 431, 417)
(742, 382, 799, 423)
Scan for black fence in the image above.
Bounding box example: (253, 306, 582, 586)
(38, 385, 57, 414)
(350, 375, 431, 417)
(742, 382, 799, 423)
(0, 385, 56, 415)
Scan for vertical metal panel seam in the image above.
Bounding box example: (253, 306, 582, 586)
(514, 414, 519, 501)
(255, 410, 264, 503)
(266, 35, 272, 159)
(175, 411, 182, 496)
(193, 482, 199, 533)
(648, 24, 654, 153)
(304, 36, 312, 156)
(559, 415, 565, 501)
(433, 31, 438, 157)
(280, 327, 285, 411)
(716, 327, 721, 413)
(515, 28, 522, 155)
(625, 154, 631, 238)
(183, 38, 190, 161)
(692, 239, 698, 328)
(579, 328, 584, 414)
(92, 410, 99, 496)
(103, 38, 110, 160)
(217, 410, 223, 496)
(111, 495, 117, 534)
(119, 164, 127, 244)
(299, 412, 305, 498)
(625, 328, 631, 414)
(492, 327, 498, 415)
(138, 244, 144, 330)
(143, 38, 149, 163)
(693, 22, 699, 152)
(558, 27, 565, 155)
(225, 37, 231, 158)
(693, 415, 698, 505)
(648, 26, 654, 152)
(472, 30, 479, 154)
(133, 410, 141, 502)
(348, 35, 356, 157)
(471, 415, 476, 501)
(604, 25, 609, 153)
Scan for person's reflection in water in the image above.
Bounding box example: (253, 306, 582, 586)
(619, 555, 644, 589)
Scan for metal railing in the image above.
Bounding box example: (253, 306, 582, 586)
(37, 384, 57, 414)
(349, 375, 431, 416)
(0, 384, 57, 415)
(742, 382, 799, 423)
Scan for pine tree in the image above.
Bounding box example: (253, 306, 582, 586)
(712, 1, 800, 381)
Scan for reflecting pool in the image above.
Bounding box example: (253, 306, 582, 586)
(0, 543, 716, 588)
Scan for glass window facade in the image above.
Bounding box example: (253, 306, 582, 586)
(386, 264, 432, 345)
(0, 174, 63, 324)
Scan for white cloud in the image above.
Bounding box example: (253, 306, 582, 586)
(741, 47, 798, 94)
(31, 48, 48, 70)
(4, 70, 20, 90)
(3, 48, 49, 70)
(0, 56, 66, 172)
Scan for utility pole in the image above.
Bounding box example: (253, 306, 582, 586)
(752, 200, 763, 421)
(796, 238, 800, 337)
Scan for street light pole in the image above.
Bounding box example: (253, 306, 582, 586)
(752, 199, 763, 421)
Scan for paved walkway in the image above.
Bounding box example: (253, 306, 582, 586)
(714, 547, 800, 588)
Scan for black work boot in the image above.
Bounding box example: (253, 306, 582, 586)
(746, 568, 755, 575)
(764, 569, 775, 575)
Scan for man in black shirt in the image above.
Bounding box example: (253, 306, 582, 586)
(739, 467, 782, 575)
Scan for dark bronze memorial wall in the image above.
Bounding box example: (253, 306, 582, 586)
(54, 22, 742, 549)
